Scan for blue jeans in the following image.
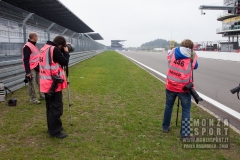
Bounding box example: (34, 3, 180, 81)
(162, 89, 191, 138)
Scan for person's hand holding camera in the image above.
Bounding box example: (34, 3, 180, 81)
(26, 73, 31, 79)
(63, 45, 69, 53)
(63, 42, 71, 53)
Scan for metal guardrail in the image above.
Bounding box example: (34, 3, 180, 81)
(0, 50, 104, 93)
(216, 26, 240, 33)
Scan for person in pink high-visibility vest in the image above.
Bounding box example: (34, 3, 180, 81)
(162, 39, 199, 139)
(22, 32, 45, 104)
(39, 36, 70, 139)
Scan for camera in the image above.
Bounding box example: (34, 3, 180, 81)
(8, 98, 17, 106)
(183, 82, 203, 104)
(66, 44, 75, 53)
(48, 75, 64, 97)
(23, 75, 32, 84)
(230, 85, 240, 94)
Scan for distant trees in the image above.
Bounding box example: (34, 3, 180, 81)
(140, 39, 180, 50)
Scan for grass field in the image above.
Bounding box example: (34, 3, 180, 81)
(1, 51, 240, 159)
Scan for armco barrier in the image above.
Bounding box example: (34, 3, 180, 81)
(0, 50, 104, 93)
(196, 51, 240, 62)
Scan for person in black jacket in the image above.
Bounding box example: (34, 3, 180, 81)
(22, 32, 45, 104)
(39, 36, 70, 139)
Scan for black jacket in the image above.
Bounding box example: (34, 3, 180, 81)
(23, 39, 37, 74)
(46, 41, 70, 66)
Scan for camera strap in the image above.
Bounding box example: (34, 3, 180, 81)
(190, 50, 194, 82)
(48, 46, 53, 77)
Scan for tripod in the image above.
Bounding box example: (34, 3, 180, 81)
(65, 66, 73, 126)
(176, 98, 180, 126)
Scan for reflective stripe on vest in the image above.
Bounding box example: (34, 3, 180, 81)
(29, 58, 39, 63)
(168, 62, 191, 74)
(167, 75, 191, 83)
(39, 71, 65, 80)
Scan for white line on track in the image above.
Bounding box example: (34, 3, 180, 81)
(120, 52, 240, 121)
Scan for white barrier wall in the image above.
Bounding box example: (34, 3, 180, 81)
(196, 51, 240, 62)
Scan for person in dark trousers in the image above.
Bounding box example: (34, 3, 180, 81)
(22, 32, 45, 104)
(162, 39, 199, 140)
(39, 36, 70, 139)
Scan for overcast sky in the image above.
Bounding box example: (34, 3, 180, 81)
(60, 0, 225, 47)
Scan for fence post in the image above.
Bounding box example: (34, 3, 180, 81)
(22, 13, 34, 43)
(47, 23, 55, 41)
(61, 29, 68, 36)
(70, 33, 76, 44)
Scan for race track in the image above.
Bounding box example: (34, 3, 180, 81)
(119, 51, 240, 127)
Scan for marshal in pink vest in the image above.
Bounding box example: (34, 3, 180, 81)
(39, 44, 67, 93)
(166, 49, 198, 92)
(22, 42, 40, 70)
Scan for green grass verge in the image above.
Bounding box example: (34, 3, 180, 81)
(0, 51, 240, 159)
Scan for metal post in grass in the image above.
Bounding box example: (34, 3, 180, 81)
(176, 98, 180, 126)
(65, 66, 73, 126)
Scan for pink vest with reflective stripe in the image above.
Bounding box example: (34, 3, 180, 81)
(39, 44, 67, 93)
(22, 42, 40, 70)
(166, 49, 198, 92)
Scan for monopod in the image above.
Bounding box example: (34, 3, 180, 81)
(176, 98, 180, 126)
(65, 66, 73, 126)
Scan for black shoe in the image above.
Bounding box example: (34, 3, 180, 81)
(47, 127, 63, 134)
(163, 126, 171, 133)
(51, 132, 68, 139)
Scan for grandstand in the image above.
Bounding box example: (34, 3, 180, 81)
(111, 40, 126, 50)
(199, 0, 240, 52)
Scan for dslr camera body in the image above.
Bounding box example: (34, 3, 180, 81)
(66, 44, 75, 53)
(48, 75, 64, 97)
(23, 75, 32, 84)
(183, 82, 203, 104)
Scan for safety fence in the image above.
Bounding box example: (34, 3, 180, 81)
(0, 50, 104, 93)
(0, 1, 106, 52)
(0, 1, 107, 94)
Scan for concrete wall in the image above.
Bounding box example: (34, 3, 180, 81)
(196, 51, 240, 62)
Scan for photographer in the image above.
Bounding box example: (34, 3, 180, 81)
(162, 39, 199, 139)
(39, 36, 70, 139)
(22, 32, 45, 104)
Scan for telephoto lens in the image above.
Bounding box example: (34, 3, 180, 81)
(23, 76, 32, 84)
(189, 89, 203, 104)
(66, 44, 75, 53)
(183, 82, 203, 104)
(230, 85, 240, 94)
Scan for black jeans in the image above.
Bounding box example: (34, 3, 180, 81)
(45, 91, 63, 135)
